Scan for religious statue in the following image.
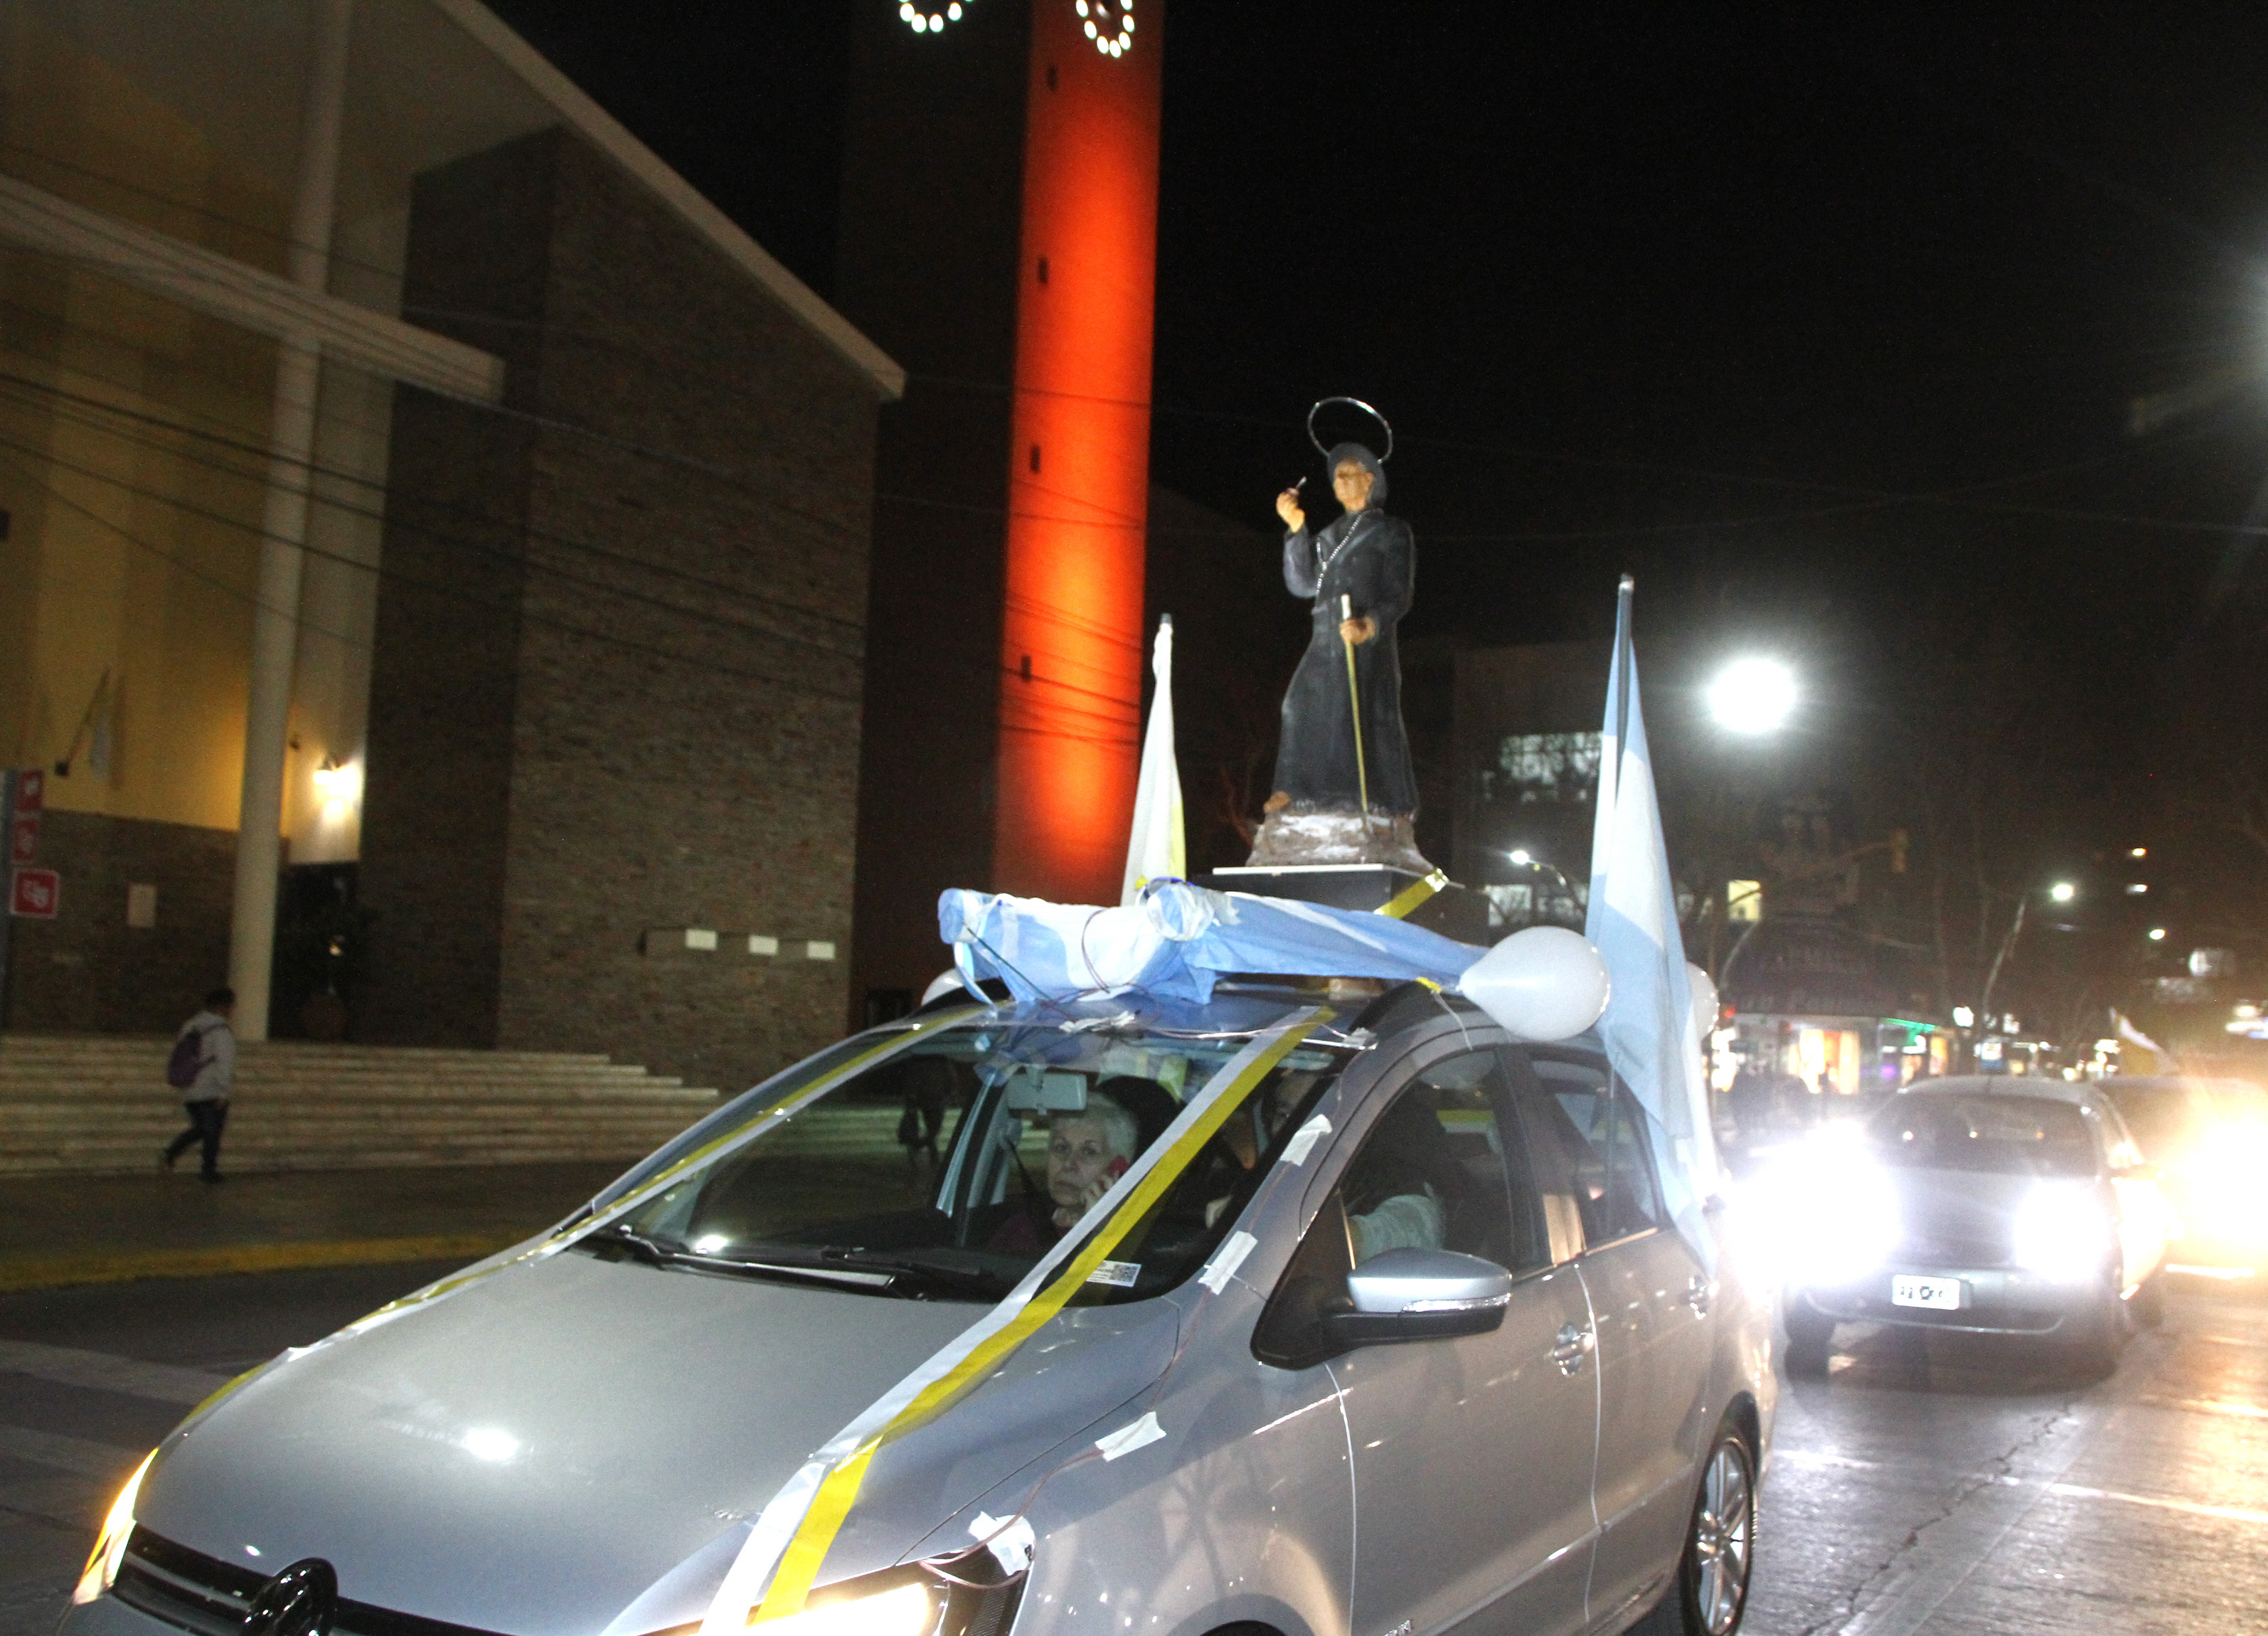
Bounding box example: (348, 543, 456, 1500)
(1245, 400, 1432, 873)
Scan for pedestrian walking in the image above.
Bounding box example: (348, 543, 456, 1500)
(161, 987, 237, 1182)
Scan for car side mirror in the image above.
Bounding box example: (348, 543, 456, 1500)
(1324, 1248, 1515, 1347)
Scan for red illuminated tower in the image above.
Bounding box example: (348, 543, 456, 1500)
(839, 1, 1164, 1012)
(994, 1, 1162, 902)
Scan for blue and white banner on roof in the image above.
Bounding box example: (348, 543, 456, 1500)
(1585, 575, 1720, 1263)
(943, 881, 1481, 1006)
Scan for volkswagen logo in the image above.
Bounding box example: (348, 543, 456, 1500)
(245, 1558, 338, 1636)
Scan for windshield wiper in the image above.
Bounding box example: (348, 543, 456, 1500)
(816, 1248, 1009, 1299)
(583, 1224, 899, 1293)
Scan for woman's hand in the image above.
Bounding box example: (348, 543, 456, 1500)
(1276, 487, 1306, 532)
(1338, 614, 1378, 645)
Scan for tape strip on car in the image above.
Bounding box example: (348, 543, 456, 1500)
(1376, 868, 1449, 920)
(701, 1005, 1336, 1635)
(353, 1006, 987, 1326)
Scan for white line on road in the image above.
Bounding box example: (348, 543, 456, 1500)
(2041, 1480, 2268, 1528)
(0, 1340, 230, 1406)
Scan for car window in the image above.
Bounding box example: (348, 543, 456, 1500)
(1868, 1095, 2095, 1178)
(1518, 1053, 1664, 1246)
(1252, 1048, 1551, 1369)
(592, 1019, 1345, 1305)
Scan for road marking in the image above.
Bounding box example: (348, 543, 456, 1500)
(2043, 1480, 2268, 1528)
(0, 1425, 144, 1481)
(0, 1339, 230, 1405)
(2132, 1393, 2268, 1420)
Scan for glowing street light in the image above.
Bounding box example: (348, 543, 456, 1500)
(1506, 849, 1533, 866)
(2049, 881, 2076, 903)
(1706, 657, 1797, 734)
(2149, 928, 2167, 942)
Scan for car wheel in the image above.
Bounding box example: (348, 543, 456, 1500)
(2064, 1285, 2132, 1376)
(1677, 1420, 1757, 1636)
(1784, 1306, 1833, 1376)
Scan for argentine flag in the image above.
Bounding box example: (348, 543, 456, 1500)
(1122, 615, 1186, 906)
(1585, 577, 1719, 1261)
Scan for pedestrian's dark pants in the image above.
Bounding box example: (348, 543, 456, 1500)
(164, 1100, 227, 1176)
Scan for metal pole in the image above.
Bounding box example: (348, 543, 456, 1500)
(227, 0, 352, 1039)
(1339, 592, 1371, 824)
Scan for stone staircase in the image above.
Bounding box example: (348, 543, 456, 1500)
(0, 1034, 720, 1176)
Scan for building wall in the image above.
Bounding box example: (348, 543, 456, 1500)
(2, 808, 234, 1032)
(358, 128, 877, 1093)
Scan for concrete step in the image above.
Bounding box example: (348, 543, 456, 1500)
(0, 1034, 721, 1176)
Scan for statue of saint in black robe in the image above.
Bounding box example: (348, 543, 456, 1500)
(1247, 442, 1430, 871)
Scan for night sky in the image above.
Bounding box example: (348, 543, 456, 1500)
(489, 1, 2268, 940)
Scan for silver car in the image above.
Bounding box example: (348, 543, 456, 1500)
(1780, 1074, 2168, 1371)
(65, 982, 1774, 1636)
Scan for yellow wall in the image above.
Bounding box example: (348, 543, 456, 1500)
(0, 8, 289, 834)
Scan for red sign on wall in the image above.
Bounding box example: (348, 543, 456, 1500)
(12, 768, 43, 812)
(7, 811, 35, 866)
(9, 867, 58, 919)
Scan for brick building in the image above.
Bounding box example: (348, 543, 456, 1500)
(0, 1, 899, 1092)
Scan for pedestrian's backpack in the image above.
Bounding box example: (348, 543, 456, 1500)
(166, 1025, 210, 1090)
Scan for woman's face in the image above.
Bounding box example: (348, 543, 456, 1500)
(1046, 1113, 1127, 1208)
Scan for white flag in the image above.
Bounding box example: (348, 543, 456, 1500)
(1122, 615, 1186, 906)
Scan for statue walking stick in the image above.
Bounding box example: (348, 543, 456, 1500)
(1339, 593, 1371, 822)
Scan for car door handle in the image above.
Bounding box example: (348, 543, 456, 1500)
(1686, 1275, 1713, 1318)
(1550, 1322, 1595, 1375)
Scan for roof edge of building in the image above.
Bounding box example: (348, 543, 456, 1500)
(436, 0, 907, 401)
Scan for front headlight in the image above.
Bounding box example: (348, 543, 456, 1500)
(1779, 1149, 1900, 1286)
(72, 1450, 154, 1605)
(760, 1584, 936, 1636)
(2013, 1185, 2112, 1280)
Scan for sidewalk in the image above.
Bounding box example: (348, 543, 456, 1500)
(0, 1162, 631, 1291)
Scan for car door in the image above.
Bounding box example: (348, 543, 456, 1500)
(1258, 1032, 1599, 1636)
(1511, 1048, 1714, 1625)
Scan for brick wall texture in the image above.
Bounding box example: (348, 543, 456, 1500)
(358, 128, 879, 1095)
(2, 809, 234, 1033)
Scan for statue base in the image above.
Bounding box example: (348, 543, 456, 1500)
(1208, 863, 1492, 945)
(1243, 809, 1432, 873)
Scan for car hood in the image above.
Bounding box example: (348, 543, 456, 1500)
(136, 1249, 1179, 1636)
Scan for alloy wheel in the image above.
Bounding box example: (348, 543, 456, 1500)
(1687, 1436, 1754, 1635)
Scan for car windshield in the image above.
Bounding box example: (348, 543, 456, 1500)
(1868, 1094, 2096, 1178)
(580, 1004, 1348, 1304)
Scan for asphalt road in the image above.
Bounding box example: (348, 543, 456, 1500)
(3, 1268, 2264, 1636)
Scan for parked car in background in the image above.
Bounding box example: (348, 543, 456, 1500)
(1778, 1075, 2168, 1373)
(2092, 1075, 2268, 1280)
(65, 979, 1776, 1636)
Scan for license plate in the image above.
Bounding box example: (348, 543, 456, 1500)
(1890, 1275, 1964, 1310)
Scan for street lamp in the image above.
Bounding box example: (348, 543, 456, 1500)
(1978, 881, 2077, 1053)
(2049, 881, 2076, 903)
(1706, 657, 1798, 735)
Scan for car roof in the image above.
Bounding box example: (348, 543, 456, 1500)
(1900, 1073, 2095, 1106)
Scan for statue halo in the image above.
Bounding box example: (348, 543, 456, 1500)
(1306, 396, 1393, 464)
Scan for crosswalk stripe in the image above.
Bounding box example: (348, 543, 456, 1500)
(0, 1425, 144, 1482)
(0, 1339, 230, 1405)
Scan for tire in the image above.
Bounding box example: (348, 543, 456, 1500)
(1676, 1420, 1757, 1636)
(2062, 1285, 2132, 1377)
(1783, 1305, 1834, 1377)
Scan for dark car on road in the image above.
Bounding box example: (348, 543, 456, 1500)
(1779, 1075, 2168, 1372)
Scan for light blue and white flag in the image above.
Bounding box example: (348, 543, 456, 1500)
(1122, 615, 1186, 906)
(1585, 576, 1719, 1263)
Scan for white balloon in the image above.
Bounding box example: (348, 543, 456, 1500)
(1457, 926, 1612, 1042)
(1686, 962, 1720, 1042)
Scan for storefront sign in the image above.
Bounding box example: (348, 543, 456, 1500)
(12, 768, 43, 811)
(9, 811, 37, 866)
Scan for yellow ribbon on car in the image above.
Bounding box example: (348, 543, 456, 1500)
(1376, 868, 1449, 920)
(706, 1005, 1336, 1633)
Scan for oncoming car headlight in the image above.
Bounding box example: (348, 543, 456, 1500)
(2013, 1184, 2113, 1281)
(72, 1450, 154, 1605)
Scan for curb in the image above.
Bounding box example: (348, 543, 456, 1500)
(0, 1233, 518, 1293)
